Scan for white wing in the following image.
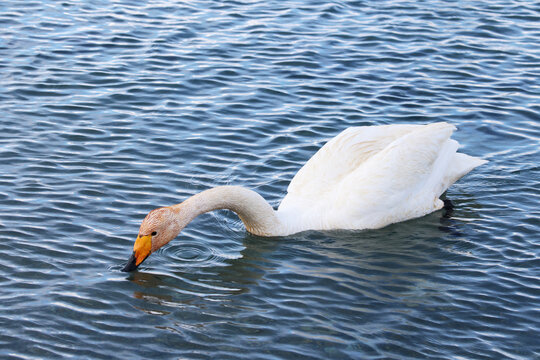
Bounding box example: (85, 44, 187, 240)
(282, 124, 421, 201)
(330, 122, 487, 229)
(278, 122, 486, 232)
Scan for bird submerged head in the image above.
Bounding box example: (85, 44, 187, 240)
(122, 206, 180, 272)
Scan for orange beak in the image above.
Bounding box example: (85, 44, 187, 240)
(122, 234, 152, 272)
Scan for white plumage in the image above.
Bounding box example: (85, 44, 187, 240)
(276, 122, 486, 234)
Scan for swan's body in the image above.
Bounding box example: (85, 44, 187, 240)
(123, 122, 486, 271)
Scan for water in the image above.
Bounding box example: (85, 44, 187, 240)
(1, 0, 539, 358)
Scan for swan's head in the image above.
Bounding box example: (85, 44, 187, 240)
(122, 206, 181, 272)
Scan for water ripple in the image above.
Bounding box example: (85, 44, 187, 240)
(0, 0, 539, 359)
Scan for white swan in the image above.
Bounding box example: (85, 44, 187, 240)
(123, 122, 486, 271)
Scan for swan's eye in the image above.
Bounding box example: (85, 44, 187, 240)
(151, 231, 157, 236)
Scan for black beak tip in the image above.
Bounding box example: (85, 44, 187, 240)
(122, 253, 138, 272)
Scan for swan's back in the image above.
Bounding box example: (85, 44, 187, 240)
(277, 123, 486, 232)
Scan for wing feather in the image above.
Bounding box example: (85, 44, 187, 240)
(330, 122, 458, 227)
(278, 122, 485, 231)
(284, 124, 421, 200)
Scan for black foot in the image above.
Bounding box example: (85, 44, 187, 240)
(442, 199, 454, 218)
(443, 199, 454, 210)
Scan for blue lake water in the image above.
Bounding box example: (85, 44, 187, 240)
(1, 0, 539, 359)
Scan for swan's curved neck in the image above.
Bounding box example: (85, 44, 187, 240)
(171, 186, 285, 236)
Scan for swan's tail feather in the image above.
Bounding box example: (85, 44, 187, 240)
(450, 153, 487, 184)
(430, 139, 487, 198)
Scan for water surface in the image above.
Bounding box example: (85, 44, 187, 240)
(1, 0, 539, 359)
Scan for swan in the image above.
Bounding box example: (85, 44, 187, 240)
(122, 122, 486, 271)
